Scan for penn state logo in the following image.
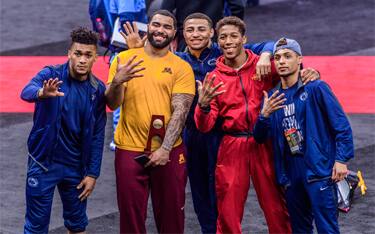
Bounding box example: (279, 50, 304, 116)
(28, 177, 39, 187)
(91, 94, 96, 101)
(207, 58, 217, 66)
(300, 92, 308, 101)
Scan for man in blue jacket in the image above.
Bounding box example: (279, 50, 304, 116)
(254, 38, 354, 234)
(20, 27, 107, 234)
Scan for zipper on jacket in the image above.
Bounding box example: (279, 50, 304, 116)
(238, 74, 252, 138)
(28, 153, 49, 172)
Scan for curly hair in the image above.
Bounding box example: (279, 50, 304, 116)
(70, 27, 98, 47)
(216, 16, 246, 36)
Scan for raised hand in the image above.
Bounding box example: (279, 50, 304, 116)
(120, 21, 147, 49)
(260, 90, 286, 118)
(112, 55, 145, 86)
(38, 78, 64, 98)
(197, 74, 226, 109)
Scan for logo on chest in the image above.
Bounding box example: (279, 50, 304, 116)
(162, 67, 173, 74)
(299, 91, 308, 101)
(207, 58, 217, 66)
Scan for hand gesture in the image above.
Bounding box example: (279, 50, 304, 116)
(112, 55, 145, 86)
(77, 176, 96, 201)
(260, 90, 286, 118)
(197, 74, 226, 108)
(255, 52, 272, 80)
(331, 162, 348, 182)
(120, 21, 147, 49)
(301, 68, 320, 85)
(145, 147, 170, 167)
(38, 78, 64, 98)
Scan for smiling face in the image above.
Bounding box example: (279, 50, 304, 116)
(147, 14, 176, 49)
(274, 48, 302, 77)
(68, 42, 97, 78)
(217, 24, 247, 60)
(183, 18, 214, 51)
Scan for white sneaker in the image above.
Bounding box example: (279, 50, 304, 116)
(109, 141, 116, 151)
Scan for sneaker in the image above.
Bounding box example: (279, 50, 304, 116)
(109, 141, 116, 151)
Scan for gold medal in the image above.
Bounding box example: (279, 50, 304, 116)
(153, 118, 163, 129)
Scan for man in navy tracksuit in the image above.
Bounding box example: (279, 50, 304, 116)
(176, 13, 275, 233)
(254, 38, 354, 233)
(20, 27, 106, 234)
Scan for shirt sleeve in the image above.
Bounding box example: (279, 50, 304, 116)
(172, 59, 195, 95)
(107, 55, 118, 84)
(315, 81, 354, 163)
(244, 41, 275, 55)
(20, 67, 53, 103)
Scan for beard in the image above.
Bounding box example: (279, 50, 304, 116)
(147, 31, 173, 49)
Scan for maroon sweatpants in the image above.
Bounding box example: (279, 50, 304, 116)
(115, 144, 187, 234)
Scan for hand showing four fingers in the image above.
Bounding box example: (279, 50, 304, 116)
(38, 78, 65, 98)
(112, 55, 145, 86)
(120, 21, 147, 49)
(260, 90, 287, 118)
(197, 73, 226, 109)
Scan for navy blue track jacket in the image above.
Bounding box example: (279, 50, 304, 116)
(254, 79, 354, 187)
(20, 62, 107, 178)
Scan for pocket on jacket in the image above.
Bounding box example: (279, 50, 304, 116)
(305, 138, 331, 177)
(27, 125, 50, 153)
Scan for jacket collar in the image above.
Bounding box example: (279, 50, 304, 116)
(64, 61, 98, 92)
(272, 74, 304, 92)
(215, 49, 257, 75)
(185, 42, 215, 61)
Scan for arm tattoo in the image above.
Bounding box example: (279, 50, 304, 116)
(161, 93, 194, 151)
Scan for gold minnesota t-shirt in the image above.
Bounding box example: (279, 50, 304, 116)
(107, 48, 195, 152)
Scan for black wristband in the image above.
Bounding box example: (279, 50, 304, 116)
(198, 103, 211, 113)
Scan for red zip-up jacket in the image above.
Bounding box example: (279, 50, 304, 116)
(194, 49, 279, 134)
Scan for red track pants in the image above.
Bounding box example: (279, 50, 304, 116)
(215, 136, 291, 234)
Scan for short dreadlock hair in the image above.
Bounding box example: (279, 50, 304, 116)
(70, 27, 98, 48)
(216, 16, 246, 36)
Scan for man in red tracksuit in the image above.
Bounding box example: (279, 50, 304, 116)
(195, 16, 319, 233)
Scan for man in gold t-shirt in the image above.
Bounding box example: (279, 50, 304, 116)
(105, 10, 195, 234)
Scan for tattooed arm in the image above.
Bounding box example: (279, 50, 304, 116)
(146, 93, 194, 167)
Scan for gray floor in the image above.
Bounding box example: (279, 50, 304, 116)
(0, 114, 374, 234)
(0, 0, 374, 233)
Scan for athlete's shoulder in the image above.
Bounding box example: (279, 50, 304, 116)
(169, 52, 193, 69)
(174, 51, 187, 59)
(305, 79, 328, 90)
(118, 48, 144, 58)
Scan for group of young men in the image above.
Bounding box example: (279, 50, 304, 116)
(21, 8, 353, 234)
